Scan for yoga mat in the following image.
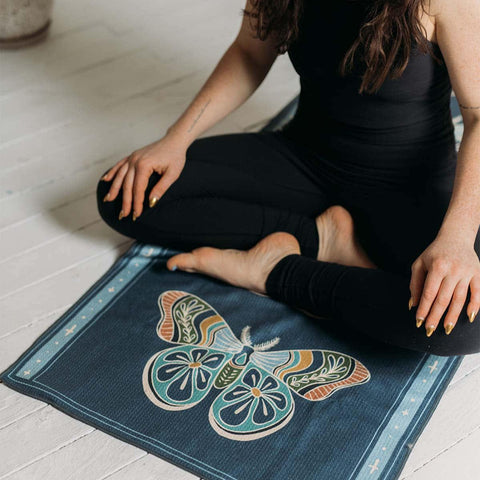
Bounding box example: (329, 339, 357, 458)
(0, 243, 463, 480)
(1, 93, 465, 479)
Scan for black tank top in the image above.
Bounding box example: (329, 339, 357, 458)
(280, 0, 457, 175)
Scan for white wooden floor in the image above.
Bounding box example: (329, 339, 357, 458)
(0, 1, 479, 479)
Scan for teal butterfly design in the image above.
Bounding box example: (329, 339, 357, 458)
(142, 290, 370, 441)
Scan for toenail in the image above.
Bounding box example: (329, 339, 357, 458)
(170, 265, 177, 271)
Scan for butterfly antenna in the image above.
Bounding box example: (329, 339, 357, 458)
(240, 325, 252, 346)
(253, 336, 281, 351)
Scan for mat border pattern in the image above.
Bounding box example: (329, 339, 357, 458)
(0, 243, 464, 480)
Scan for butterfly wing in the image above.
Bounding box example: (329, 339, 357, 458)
(156, 290, 244, 353)
(143, 344, 233, 411)
(252, 348, 370, 401)
(209, 361, 295, 441)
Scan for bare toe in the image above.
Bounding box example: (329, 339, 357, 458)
(167, 248, 209, 272)
(165, 233, 301, 294)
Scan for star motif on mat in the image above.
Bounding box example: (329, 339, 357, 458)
(382, 447, 386, 451)
(411, 398, 415, 402)
(394, 425, 399, 429)
(368, 459, 379, 473)
(422, 379, 427, 383)
(428, 361, 438, 373)
(36, 359, 41, 363)
(108, 287, 115, 293)
(55, 341, 59, 345)
(134, 263, 139, 267)
(119, 278, 124, 282)
(402, 410, 409, 416)
(23, 370, 31, 375)
(65, 325, 77, 336)
(81, 315, 86, 319)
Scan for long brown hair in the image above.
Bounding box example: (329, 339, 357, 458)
(242, 0, 442, 94)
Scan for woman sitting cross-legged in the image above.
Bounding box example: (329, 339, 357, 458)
(97, 0, 480, 356)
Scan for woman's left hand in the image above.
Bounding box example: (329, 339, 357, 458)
(409, 234, 480, 336)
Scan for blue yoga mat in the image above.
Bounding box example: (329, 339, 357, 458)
(0, 243, 462, 480)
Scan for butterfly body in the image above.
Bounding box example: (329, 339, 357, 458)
(214, 345, 254, 389)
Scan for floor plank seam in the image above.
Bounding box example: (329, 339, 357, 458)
(1, 427, 95, 479)
(0, 404, 48, 432)
(0, 239, 132, 302)
(0, 306, 70, 341)
(98, 452, 149, 480)
(0, 219, 102, 266)
(401, 424, 480, 479)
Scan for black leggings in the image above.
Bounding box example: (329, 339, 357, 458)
(96, 130, 480, 356)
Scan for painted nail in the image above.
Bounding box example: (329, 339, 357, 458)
(118, 210, 125, 220)
(149, 196, 159, 208)
(426, 325, 436, 337)
(408, 297, 414, 311)
(170, 265, 177, 271)
(469, 311, 477, 323)
(444, 323, 454, 335)
(416, 317, 425, 328)
(103, 193, 110, 202)
(132, 213, 137, 222)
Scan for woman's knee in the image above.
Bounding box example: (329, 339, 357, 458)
(413, 319, 480, 357)
(420, 340, 480, 357)
(96, 170, 118, 228)
(96, 167, 158, 224)
(373, 274, 480, 357)
(95, 168, 179, 246)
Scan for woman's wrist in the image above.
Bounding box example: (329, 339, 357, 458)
(165, 124, 194, 146)
(437, 218, 479, 246)
(164, 125, 196, 150)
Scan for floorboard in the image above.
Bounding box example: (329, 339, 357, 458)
(0, 1, 477, 479)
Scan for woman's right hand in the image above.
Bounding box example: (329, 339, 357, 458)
(102, 135, 187, 221)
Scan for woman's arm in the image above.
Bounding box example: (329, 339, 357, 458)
(409, 0, 480, 335)
(434, 0, 480, 242)
(438, 121, 480, 241)
(165, 0, 280, 149)
(102, 0, 280, 218)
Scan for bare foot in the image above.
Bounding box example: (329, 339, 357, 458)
(316, 205, 378, 268)
(166, 232, 301, 295)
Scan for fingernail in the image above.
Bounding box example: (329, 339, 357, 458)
(118, 210, 124, 220)
(426, 325, 435, 337)
(149, 197, 159, 208)
(132, 213, 137, 222)
(170, 265, 177, 271)
(408, 297, 414, 311)
(444, 323, 454, 335)
(102, 174, 108, 181)
(416, 317, 424, 328)
(103, 193, 110, 202)
(469, 311, 477, 323)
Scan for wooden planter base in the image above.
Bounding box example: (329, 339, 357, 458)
(0, 19, 51, 49)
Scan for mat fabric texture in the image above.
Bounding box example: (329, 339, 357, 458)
(1, 94, 465, 479)
(1, 243, 463, 480)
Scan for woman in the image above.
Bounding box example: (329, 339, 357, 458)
(96, 0, 480, 356)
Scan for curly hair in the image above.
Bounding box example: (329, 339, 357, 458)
(242, 0, 443, 94)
